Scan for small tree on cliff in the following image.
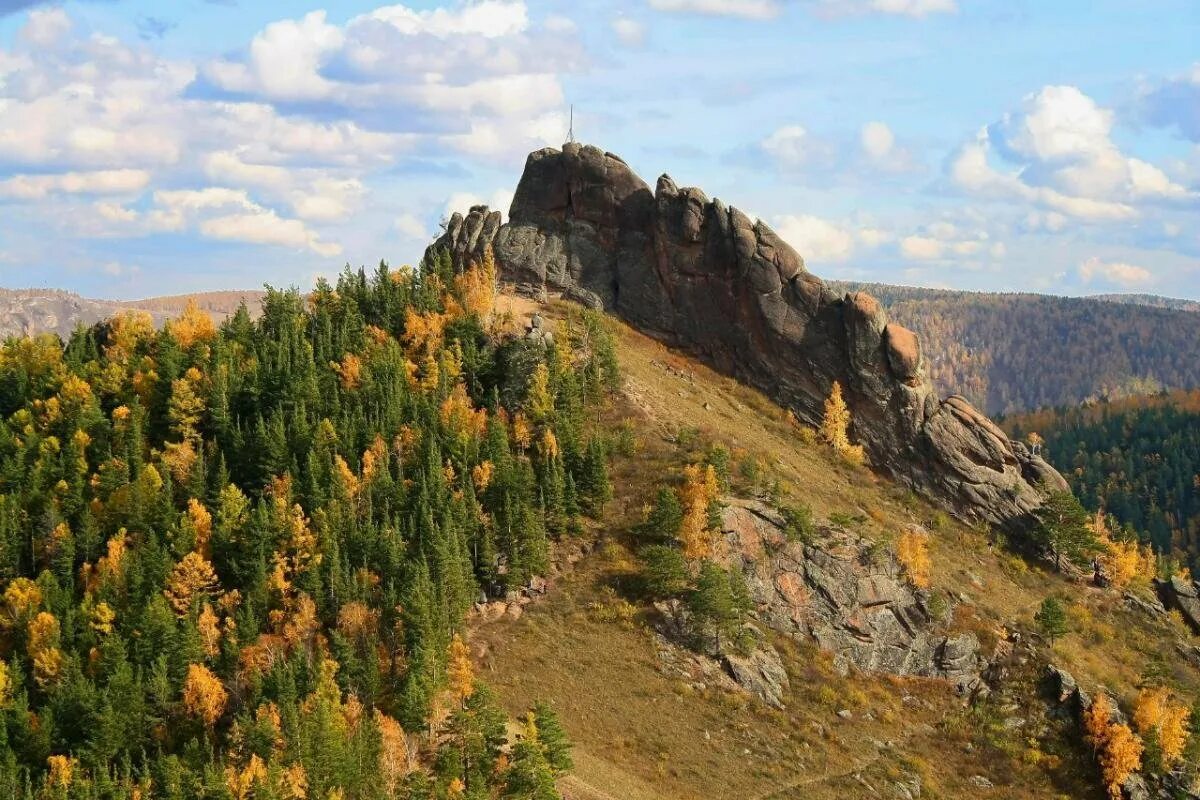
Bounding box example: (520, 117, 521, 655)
(1033, 490, 1099, 571)
(821, 382, 865, 465)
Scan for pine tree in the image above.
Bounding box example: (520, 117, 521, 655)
(1034, 491, 1100, 571)
(1034, 597, 1068, 643)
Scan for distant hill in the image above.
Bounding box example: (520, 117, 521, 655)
(1089, 293, 1200, 313)
(829, 281, 1200, 415)
(0, 287, 263, 340)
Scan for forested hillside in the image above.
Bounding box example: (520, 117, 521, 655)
(1004, 390, 1200, 576)
(829, 282, 1200, 414)
(0, 251, 615, 799)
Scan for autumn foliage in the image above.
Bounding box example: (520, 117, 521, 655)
(1084, 693, 1144, 798)
(0, 252, 598, 798)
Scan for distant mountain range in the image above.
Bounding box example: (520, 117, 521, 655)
(6, 278, 1199, 417)
(0, 287, 262, 340)
(828, 281, 1200, 414)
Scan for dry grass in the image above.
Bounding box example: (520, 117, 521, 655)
(474, 294, 1197, 799)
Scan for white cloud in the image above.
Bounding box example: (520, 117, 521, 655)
(444, 189, 515, 221)
(201, 1, 576, 162)
(760, 125, 831, 170)
(543, 14, 578, 33)
(859, 120, 918, 173)
(201, 211, 341, 257)
(949, 128, 1138, 222)
(99, 186, 343, 256)
(1078, 256, 1152, 286)
(860, 121, 895, 161)
(867, 0, 956, 14)
(0, 169, 150, 199)
(395, 213, 428, 241)
(359, 1, 529, 38)
(762, 125, 809, 167)
(774, 214, 857, 262)
(898, 222, 1003, 262)
(899, 235, 943, 260)
(612, 17, 647, 46)
(648, 0, 783, 19)
(811, 0, 956, 17)
(951, 86, 1193, 224)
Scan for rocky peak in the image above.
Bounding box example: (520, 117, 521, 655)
(429, 142, 1067, 529)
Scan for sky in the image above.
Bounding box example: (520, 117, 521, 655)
(0, 0, 1197, 299)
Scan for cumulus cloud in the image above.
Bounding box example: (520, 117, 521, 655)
(650, 0, 956, 18)
(82, 187, 341, 256)
(1078, 256, 1152, 286)
(201, 1, 577, 152)
(648, 0, 783, 19)
(859, 121, 918, 173)
(775, 214, 856, 262)
(759, 125, 840, 171)
(811, 0, 957, 17)
(898, 221, 1004, 262)
(0, 169, 150, 199)
(949, 86, 1193, 225)
(612, 17, 647, 46)
(0, 3, 582, 268)
(443, 189, 515, 221)
(394, 213, 429, 241)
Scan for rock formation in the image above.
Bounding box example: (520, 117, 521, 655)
(429, 142, 1067, 529)
(1156, 575, 1200, 633)
(719, 498, 986, 689)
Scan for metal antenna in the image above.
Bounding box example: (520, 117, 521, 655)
(568, 104, 575, 144)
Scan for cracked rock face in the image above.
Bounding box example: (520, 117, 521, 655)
(429, 142, 1067, 529)
(720, 499, 983, 684)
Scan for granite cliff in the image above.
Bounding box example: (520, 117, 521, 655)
(429, 142, 1067, 529)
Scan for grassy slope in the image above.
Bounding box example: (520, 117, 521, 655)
(476, 296, 1200, 799)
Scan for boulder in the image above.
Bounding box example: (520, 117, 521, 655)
(721, 644, 790, 709)
(428, 143, 1066, 531)
(1156, 576, 1200, 633)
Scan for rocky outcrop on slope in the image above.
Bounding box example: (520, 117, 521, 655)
(720, 498, 986, 690)
(1156, 575, 1200, 633)
(429, 143, 1066, 529)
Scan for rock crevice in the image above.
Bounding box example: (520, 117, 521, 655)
(429, 142, 1067, 528)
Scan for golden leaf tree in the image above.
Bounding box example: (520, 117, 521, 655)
(375, 710, 411, 797)
(1132, 686, 1190, 767)
(165, 552, 221, 617)
(169, 300, 217, 350)
(896, 529, 932, 589)
(1084, 693, 1143, 799)
(820, 381, 866, 464)
(183, 663, 228, 728)
(678, 463, 720, 562)
(447, 633, 475, 707)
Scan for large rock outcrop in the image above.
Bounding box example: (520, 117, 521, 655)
(429, 143, 1067, 528)
(720, 498, 985, 687)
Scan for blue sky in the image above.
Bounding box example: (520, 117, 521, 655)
(0, 0, 1197, 299)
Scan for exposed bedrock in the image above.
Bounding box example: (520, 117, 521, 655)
(429, 143, 1067, 529)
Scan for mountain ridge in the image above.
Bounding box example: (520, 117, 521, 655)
(428, 142, 1065, 530)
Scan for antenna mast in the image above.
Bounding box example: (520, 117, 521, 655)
(568, 104, 575, 144)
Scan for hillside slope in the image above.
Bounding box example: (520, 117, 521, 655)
(473, 296, 1200, 799)
(828, 281, 1200, 415)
